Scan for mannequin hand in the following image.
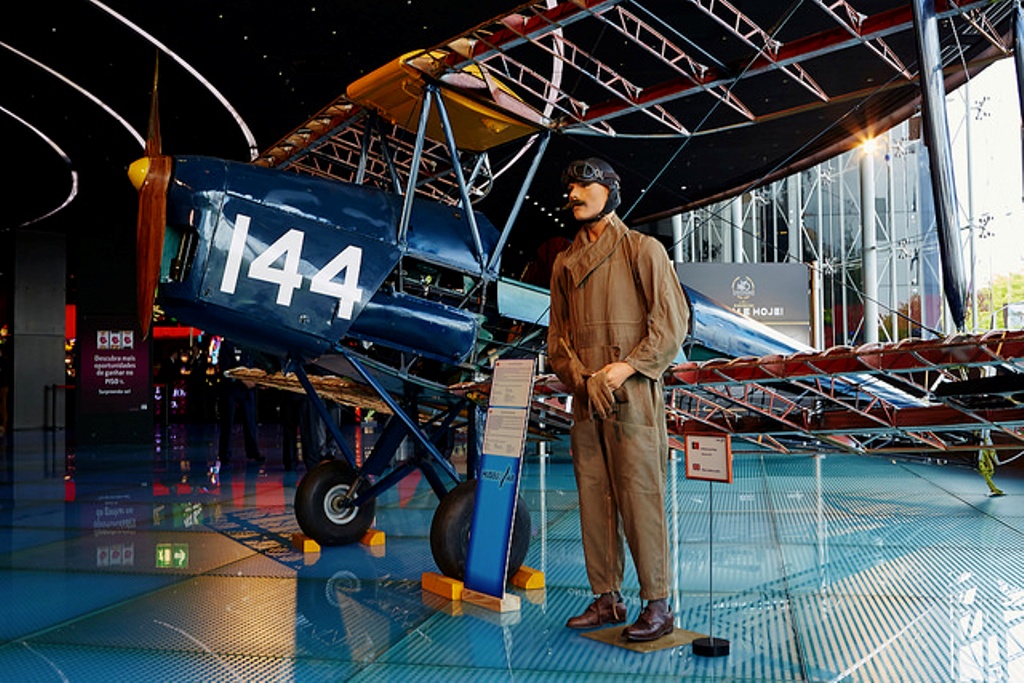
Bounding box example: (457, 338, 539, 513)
(587, 370, 615, 419)
(601, 361, 636, 391)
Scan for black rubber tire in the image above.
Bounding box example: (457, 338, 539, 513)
(429, 479, 531, 581)
(295, 460, 376, 546)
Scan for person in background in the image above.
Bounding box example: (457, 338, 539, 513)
(522, 235, 572, 288)
(547, 157, 690, 642)
(0, 345, 9, 437)
(280, 390, 304, 472)
(217, 338, 263, 465)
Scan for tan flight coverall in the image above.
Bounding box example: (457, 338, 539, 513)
(548, 214, 690, 600)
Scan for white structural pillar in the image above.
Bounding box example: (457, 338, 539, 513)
(750, 197, 759, 263)
(861, 145, 879, 343)
(814, 165, 825, 349)
(886, 133, 898, 340)
(731, 196, 744, 262)
(966, 77, 978, 331)
(787, 174, 802, 262)
(671, 213, 684, 263)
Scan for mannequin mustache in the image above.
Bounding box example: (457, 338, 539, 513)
(562, 199, 584, 210)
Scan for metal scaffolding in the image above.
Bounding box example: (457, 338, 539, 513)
(641, 117, 961, 350)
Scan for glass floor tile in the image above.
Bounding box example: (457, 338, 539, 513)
(1, 424, 1021, 681)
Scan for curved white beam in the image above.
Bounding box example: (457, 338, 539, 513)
(0, 39, 146, 149)
(88, 0, 259, 160)
(0, 105, 79, 227)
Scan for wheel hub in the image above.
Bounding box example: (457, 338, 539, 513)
(323, 483, 359, 525)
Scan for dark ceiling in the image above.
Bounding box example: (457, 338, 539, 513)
(3, 1, 524, 230)
(3, 1, 1018, 282)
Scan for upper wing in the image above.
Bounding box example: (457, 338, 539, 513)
(253, 0, 1016, 223)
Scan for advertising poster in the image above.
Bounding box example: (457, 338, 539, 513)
(677, 262, 811, 345)
(79, 316, 150, 414)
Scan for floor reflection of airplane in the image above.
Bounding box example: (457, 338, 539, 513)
(130, 0, 1023, 574)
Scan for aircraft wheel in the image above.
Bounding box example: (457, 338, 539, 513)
(429, 479, 531, 581)
(295, 460, 376, 546)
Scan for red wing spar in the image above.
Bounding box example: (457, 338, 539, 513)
(667, 330, 1024, 461)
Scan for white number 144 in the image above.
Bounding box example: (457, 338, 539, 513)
(219, 214, 365, 320)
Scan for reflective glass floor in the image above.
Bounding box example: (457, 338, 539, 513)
(1, 423, 1022, 682)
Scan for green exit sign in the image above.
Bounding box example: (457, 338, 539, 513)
(155, 543, 189, 568)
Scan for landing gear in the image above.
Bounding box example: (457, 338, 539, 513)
(295, 460, 376, 545)
(429, 479, 531, 581)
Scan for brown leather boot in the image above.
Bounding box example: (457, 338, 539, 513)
(622, 598, 674, 641)
(566, 591, 627, 629)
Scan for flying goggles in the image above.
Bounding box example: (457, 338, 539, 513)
(561, 159, 620, 187)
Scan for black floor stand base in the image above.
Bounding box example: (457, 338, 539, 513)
(692, 636, 730, 657)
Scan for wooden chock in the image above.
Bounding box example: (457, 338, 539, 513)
(462, 588, 521, 613)
(291, 533, 321, 553)
(422, 571, 464, 601)
(361, 528, 386, 546)
(511, 566, 544, 590)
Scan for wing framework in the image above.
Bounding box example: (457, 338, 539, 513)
(667, 329, 1024, 462)
(254, 0, 1017, 223)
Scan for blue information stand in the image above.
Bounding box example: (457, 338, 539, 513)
(464, 358, 535, 599)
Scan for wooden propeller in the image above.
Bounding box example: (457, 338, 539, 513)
(129, 57, 170, 339)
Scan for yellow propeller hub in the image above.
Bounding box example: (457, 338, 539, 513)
(128, 157, 151, 191)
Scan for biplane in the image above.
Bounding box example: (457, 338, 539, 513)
(129, 0, 1024, 575)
